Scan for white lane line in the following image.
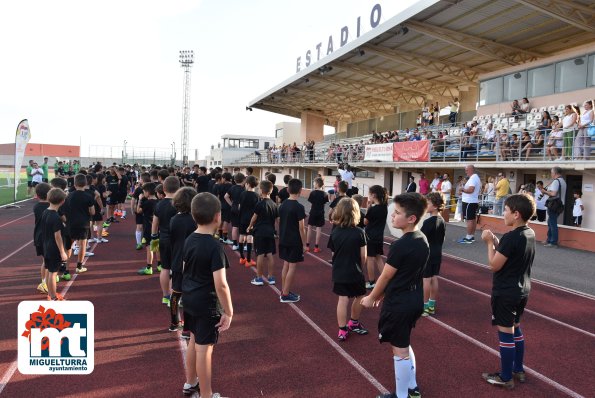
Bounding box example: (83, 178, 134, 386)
(427, 317, 585, 398)
(230, 249, 389, 394)
(0, 212, 33, 228)
(0, 240, 33, 264)
(438, 276, 595, 338)
(0, 363, 17, 395)
(306, 248, 586, 398)
(0, 198, 33, 209)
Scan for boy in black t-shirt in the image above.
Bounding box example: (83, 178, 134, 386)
(33, 182, 51, 294)
(481, 194, 536, 390)
(361, 193, 428, 398)
(182, 192, 233, 398)
(420, 192, 446, 317)
(238, 176, 259, 266)
(215, 172, 233, 244)
(224, 172, 245, 250)
(64, 174, 95, 274)
(277, 174, 292, 204)
(267, 173, 279, 203)
(168, 187, 197, 335)
(278, 179, 306, 303)
(41, 188, 68, 300)
(306, 177, 329, 253)
(50, 177, 72, 281)
(131, 172, 151, 249)
(248, 180, 279, 286)
(136, 182, 158, 275)
(152, 176, 180, 305)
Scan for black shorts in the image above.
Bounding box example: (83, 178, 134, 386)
(108, 195, 119, 205)
(221, 209, 231, 223)
(35, 245, 43, 257)
(27, 181, 33, 187)
(32, 181, 40, 187)
(159, 240, 172, 269)
(63, 234, 73, 251)
(143, 228, 152, 245)
(239, 222, 251, 236)
(69, 227, 90, 241)
(135, 213, 144, 225)
(367, 240, 384, 257)
(308, 213, 325, 227)
(333, 281, 366, 298)
(93, 211, 103, 222)
(462, 202, 478, 221)
(171, 271, 183, 292)
(378, 306, 423, 348)
(491, 295, 528, 327)
(42, 178, 49, 183)
(44, 258, 61, 273)
(423, 261, 441, 278)
(574, 216, 583, 225)
(254, 236, 276, 255)
(327, 225, 336, 250)
(230, 213, 240, 228)
(184, 312, 221, 345)
(279, 244, 304, 263)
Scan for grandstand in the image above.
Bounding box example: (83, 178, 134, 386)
(234, 0, 595, 234)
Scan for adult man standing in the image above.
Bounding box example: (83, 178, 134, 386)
(338, 163, 355, 196)
(458, 165, 481, 244)
(493, 172, 510, 216)
(41, 157, 50, 183)
(430, 172, 441, 192)
(440, 173, 453, 221)
(26, 159, 34, 196)
(406, 176, 416, 193)
(419, 173, 430, 195)
(539, 167, 566, 247)
(449, 97, 460, 126)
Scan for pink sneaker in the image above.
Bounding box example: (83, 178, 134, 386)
(337, 328, 348, 341)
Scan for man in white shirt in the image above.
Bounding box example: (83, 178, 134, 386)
(338, 163, 355, 196)
(483, 123, 496, 150)
(440, 173, 452, 205)
(449, 97, 460, 126)
(31, 162, 43, 186)
(430, 172, 441, 192)
(458, 164, 481, 244)
(534, 181, 548, 222)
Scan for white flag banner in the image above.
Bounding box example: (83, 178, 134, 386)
(14, 119, 31, 200)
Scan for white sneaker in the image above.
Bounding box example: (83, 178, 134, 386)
(84, 252, 94, 257)
(223, 239, 234, 245)
(99, 238, 109, 243)
(556, 157, 564, 161)
(76, 266, 88, 273)
(88, 238, 97, 243)
(232, 245, 239, 250)
(73, 249, 79, 255)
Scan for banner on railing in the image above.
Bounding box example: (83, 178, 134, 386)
(364, 143, 394, 162)
(393, 140, 429, 162)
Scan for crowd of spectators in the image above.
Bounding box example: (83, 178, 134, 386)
(265, 140, 315, 163)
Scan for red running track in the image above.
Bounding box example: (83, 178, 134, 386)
(0, 203, 593, 397)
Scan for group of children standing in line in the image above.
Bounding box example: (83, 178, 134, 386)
(31, 162, 537, 397)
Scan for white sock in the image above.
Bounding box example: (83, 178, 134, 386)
(394, 355, 411, 398)
(466, 234, 473, 239)
(122, 210, 127, 217)
(408, 347, 418, 389)
(135, 230, 142, 245)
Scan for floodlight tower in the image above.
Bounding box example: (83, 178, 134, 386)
(179, 50, 194, 165)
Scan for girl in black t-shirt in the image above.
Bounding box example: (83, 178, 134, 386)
(306, 178, 329, 253)
(329, 197, 369, 341)
(364, 185, 388, 290)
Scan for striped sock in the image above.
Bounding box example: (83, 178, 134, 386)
(498, 331, 515, 381)
(513, 327, 525, 373)
(428, 299, 436, 308)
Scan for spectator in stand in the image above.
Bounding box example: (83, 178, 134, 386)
(483, 123, 496, 150)
(562, 105, 578, 160)
(546, 123, 564, 161)
(419, 173, 430, 196)
(448, 97, 460, 126)
(410, 130, 421, 141)
(422, 103, 431, 127)
(461, 131, 479, 159)
(432, 133, 446, 153)
(511, 99, 523, 116)
(509, 133, 520, 160)
(534, 181, 547, 222)
(498, 130, 510, 161)
(522, 129, 544, 160)
(576, 100, 593, 160)
(406, 176, 416, 193)
(416, 113, 422, 128)
(520, 97, 530, 114)
(519, 129, 531, 156)
(540, 110, 553, 133)
(433, 102, 440, 125)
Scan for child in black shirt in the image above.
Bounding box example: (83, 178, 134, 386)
(278, 179, 306, 303)
(361, 193, 428, 398)
(481, 194, 536, 390)
(364, 185, 388, 290)
(329, 197, 368, 341)
(182, 192, 233, 398)
(420, 192, 446, 317)
(131, 172, 151, 249)
(33, 183, 51, 294)
(277, 174, 292, 204)
(224, 172, 245, 250)
(65, 174, 95, 274)
(168, 187, 198, 334)
(136, 182, 158, 275)
(266, 173, 279, 203)
(238, 176, 259, 266)
(215, 172, 233, 244)
(306, 177, 329, 253)
(41, 188, 68, 300)
(248, 180, 279, 286)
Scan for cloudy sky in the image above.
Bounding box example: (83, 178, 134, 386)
(0, 0, 417, 159)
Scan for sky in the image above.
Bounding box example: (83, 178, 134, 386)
(0, 0, 418, 159)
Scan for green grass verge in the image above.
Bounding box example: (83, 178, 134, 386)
(0, 184, 29, 206)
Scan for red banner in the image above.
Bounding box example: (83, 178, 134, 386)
(393, 140, 430, 162)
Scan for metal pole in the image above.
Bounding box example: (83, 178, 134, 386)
(179, 50, 194, 166)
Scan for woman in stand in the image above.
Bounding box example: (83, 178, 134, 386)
(575, 100, 593, 160)
(562, 104, 579, 160)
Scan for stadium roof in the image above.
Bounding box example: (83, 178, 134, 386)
(248, 0, 595, 125)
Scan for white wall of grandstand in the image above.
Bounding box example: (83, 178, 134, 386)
(204, 134, 275, 169)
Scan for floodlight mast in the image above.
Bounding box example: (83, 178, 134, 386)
(179, 50, 194, 166)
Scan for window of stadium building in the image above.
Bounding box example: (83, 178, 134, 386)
(479, 52, 595, 105)
(225, 138, 258, 148)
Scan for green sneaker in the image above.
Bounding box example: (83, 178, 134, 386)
(137, 267, 153, 275)
(135, 243, 143, 250)
(162, 296, 170, 305)
(61, 273, 71, 282)
(102, 222, 111, 228)
(427, 306, 435, 315)
(141, 237, 146, 244)
(157, 264, 162, 272)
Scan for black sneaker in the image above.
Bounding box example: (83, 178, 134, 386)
(182, 381, 199, 396)
(482, 372, 514, 390)
(408, 386, 421, 397)
(347, 320, 369, 335)
(168, 323, 182, 332)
